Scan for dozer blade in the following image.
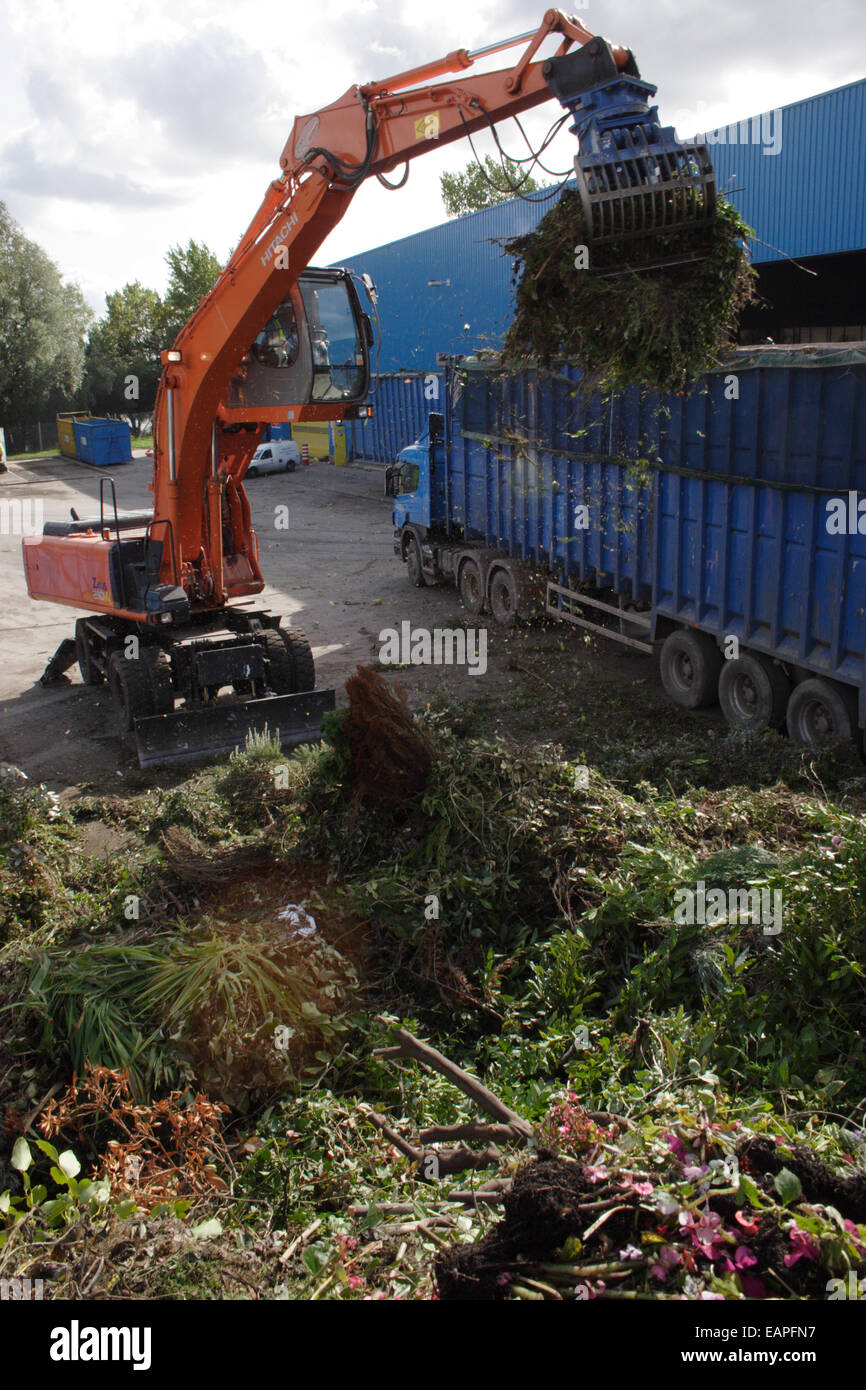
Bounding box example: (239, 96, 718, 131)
(545, 39, 716, 271)
(131, 689, 336, 768)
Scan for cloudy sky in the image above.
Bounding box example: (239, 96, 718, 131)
(2, 0, 864, 317)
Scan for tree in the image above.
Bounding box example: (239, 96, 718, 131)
(160, 240, 223, 344)
(440, 156, 544, 217)
(78, 241, 222, 431)
(0, 203, 91, 427)
(78, 281, 163, 431)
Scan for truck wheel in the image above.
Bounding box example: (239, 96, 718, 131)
(786, 678, 857, 748)
(489, 566, 519, 628)
(108, 650, 161, 732)
(458, 557, 484, 614)
(659, 629, 722, 709)
(279, 627, 316, 692)
(75, 618, 104, 685)
(405, 536, 425, 587)
(718, 652, 790, 732)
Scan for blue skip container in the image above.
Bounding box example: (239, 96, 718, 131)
(72, 418, 133, 466)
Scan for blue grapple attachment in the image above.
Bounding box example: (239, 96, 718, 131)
(544, 37, 716, 271)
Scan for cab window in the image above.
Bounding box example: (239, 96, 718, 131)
(301, 281, 367, 402)
(400, 462, 420, 493)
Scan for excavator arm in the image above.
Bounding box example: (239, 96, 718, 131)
(153, 11, 632, 603)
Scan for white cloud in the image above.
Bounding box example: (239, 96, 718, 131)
(0, 0, 861, 314)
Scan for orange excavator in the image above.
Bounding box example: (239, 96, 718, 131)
(23, 9, 715, 766)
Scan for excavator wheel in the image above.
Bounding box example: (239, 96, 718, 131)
(107, 647, 173, 733)
(75, 619, 105, 686)
(259, 630, 295, 695)
(146, 647, 175, 715)
(279, 627, 316, 693)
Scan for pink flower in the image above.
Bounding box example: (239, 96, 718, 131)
(720, 1244, 757, 1274)
(650, 1246, 682, 1282)
(347, 1275, 363, 1289)
(682, 1164, 709, 1182)
(496, 1272, 512, 1286)
(740, 1274, 768, 1298)
(619, 1244, 643, 1262)
(617, 1177, 654, 1196)
(688, 1208, 726, 1260)
(666, 1133, 686, 1161)
(783, 1225, 820, 1267)
(585, 1163, 609, 1185)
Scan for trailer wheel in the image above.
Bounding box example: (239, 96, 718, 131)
(75, 619, 104, 685)
(405, 535, 426, 587)
(279, 627, 316, 693)
(659, 629, 722, 709)
(718, 652, 790, 732)
(458, 557, 484, 614)
(489, 566, 519, 628)
(786, 678, 857, 749)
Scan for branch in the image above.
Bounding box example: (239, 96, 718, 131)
(418, 1122, 519, 1144)
(374, 1026, 532, 1138)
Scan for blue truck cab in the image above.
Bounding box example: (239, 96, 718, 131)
(385, 412, 447, 585)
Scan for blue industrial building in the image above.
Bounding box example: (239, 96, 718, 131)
(337, 78, 866, 375)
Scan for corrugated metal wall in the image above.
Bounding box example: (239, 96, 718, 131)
(337, 190, 563, 372)
(709, 79, 866, 264)
(348, 372, 442, 462)
(334, 80, 866, 373)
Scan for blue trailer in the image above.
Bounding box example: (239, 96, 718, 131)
(387, 345, 866, 748)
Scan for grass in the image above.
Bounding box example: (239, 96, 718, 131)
(2, 655, 866, 1300)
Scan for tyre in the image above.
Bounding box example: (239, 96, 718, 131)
(405, 535, 425, 588)
(144, 646, 174, 714)
(718, 652, 790, 732)
(489, 566, 519, 628)
(458, 557, 484, 614)
(75, 618, 104, 685)
(259, 630, 295, 695)
(786, 678, 857, 748)
(659, 629, 723, 709)
(278, 627, 315, 692)
(107, 649, 165, 732)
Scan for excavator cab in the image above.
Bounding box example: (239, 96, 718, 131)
(225, 267, 373, 411)
(544, 38, 716, 271)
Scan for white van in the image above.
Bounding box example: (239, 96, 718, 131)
(246, 440, 301, 478)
